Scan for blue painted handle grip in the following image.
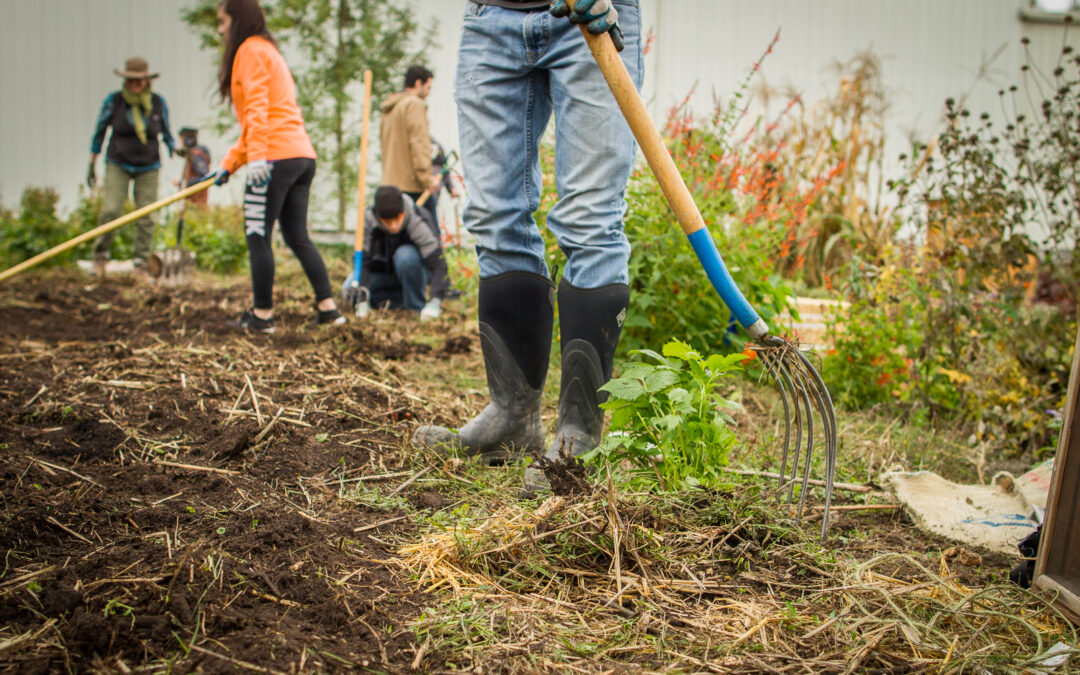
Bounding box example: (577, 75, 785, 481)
(686, 228, 761, 331)
(347, 250, 363, 285)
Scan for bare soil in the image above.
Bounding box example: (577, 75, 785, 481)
(0, 270, 472, 673)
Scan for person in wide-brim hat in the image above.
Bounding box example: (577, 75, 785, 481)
(87, 56, 175, 279)
(114, 56, 160, 80)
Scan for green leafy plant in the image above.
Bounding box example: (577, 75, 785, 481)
(0, 187, 125, 267)
(584, 339, 743, 490)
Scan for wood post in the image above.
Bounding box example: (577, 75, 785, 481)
(1033, 322, 1080, 623)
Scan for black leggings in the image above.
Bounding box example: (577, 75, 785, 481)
(243, 157, 332, 310)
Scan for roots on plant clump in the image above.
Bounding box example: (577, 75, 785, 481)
(528, 441, 591, 497)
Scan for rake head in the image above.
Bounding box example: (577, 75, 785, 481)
(146, 248, 195, 286)
(752, 335, 837, 543)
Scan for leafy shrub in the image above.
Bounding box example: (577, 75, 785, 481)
(0, 187, 132, 268)
(583, 339, 743, 490)
(825, 33, 1080, 457)
(0, 186, 248, 276)
(618, 158, 795, 355)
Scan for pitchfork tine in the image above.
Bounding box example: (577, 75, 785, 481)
(760, 354, 794, 500)
(793, 365, 815, 521)
(794, 348, 838, 540)
(772, 355, 803, 504)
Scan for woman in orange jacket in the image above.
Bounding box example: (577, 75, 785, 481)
(206, 0, 344, 332)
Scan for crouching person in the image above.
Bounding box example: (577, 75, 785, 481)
(355, 186, 447, 320)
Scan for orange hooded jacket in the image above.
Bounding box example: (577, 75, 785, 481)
(220, 36, 315, 174)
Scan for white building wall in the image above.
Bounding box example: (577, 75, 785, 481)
(1, 0, 1076, 229)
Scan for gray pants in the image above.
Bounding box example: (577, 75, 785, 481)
(92, 162, 159, 265)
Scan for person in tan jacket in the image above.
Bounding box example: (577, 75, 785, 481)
(380, 65, 442, 228)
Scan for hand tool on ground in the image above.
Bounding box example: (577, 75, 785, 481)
(0, 178, 215, 285)
(567, 1, 837, 541)
(415, 150, 459, 209)
(342, 70, 374, 314)
(147, 156, 197, 285)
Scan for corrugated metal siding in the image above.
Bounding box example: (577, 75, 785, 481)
(1, 0, 1076, 224)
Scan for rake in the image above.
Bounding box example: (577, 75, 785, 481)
(147, 155, 197, 286)
(569, 4, 837, 540)
(0, 178, 215, 285)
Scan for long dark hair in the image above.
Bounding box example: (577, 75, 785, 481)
(217, 0, 277, 101)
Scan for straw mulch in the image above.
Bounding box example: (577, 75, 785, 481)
(401, 472, 1076, 673)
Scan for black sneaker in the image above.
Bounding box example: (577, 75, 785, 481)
(230, 309, 275, 334)
(315, 307, 347, 326)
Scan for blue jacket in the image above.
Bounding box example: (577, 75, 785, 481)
(90, 91, 176, 173)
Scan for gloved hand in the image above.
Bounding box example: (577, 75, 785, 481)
(175, 146, 188, 159)
(550, 0, 624, 51)
(247, 159, 273, 189)
(86, 162, 97, 189)
(197, 169, 230, 186)
(356, 299, 371, 319)
(419, 297, 442, 321)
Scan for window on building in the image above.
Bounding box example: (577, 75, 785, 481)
(1021, 0, 1080, 22)
(1033, 0, 1077, 11)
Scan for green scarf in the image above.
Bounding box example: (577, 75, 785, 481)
(120, 84, 154, 145)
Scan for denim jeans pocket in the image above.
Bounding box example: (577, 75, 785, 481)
(463, 1, 487, 19)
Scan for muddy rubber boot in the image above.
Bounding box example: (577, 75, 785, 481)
(413, 271, 554, 465)
(523, 280, 629, 494)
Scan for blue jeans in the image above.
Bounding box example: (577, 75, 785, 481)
(369, 244, 430, 311)
(455, 0, 642, 288)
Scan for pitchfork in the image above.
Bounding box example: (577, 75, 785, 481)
(342, 70, 374, 314)
(568, 4, 837, 540)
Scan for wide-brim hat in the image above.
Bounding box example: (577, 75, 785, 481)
(114, 56, 159, 80)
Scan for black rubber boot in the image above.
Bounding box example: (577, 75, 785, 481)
(523, 280, 629, 493)
(413, 271, 554, 464)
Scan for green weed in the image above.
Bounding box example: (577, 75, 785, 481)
(585, 339, 743, 490)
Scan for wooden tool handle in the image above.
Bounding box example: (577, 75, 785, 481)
(572, 16, 706, 237)
(567, 6, 768, 337)
(0, 178, 215, 285)
(354, 70, 374, 251)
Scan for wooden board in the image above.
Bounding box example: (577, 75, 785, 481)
(1033, 323, 1080, 623)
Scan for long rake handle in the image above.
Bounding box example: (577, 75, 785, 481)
(569, 7, 768, 339)
(0, 178, 215, 285)
(352, 70, 374, 268)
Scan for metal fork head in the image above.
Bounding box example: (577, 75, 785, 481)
(341, 282, 369, 315)
(157, 248, 194, 286)
(753, 335, 837, 543)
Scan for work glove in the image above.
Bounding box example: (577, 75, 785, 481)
(247, 159, 273, 189)
(550, 0, 624, 51)
(419, 297, 442, 321)
(356, 298, 371, 319)
(197, 169, 230, 186)
(86, 162, 97, 189)
(175, 146, 188, 159)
